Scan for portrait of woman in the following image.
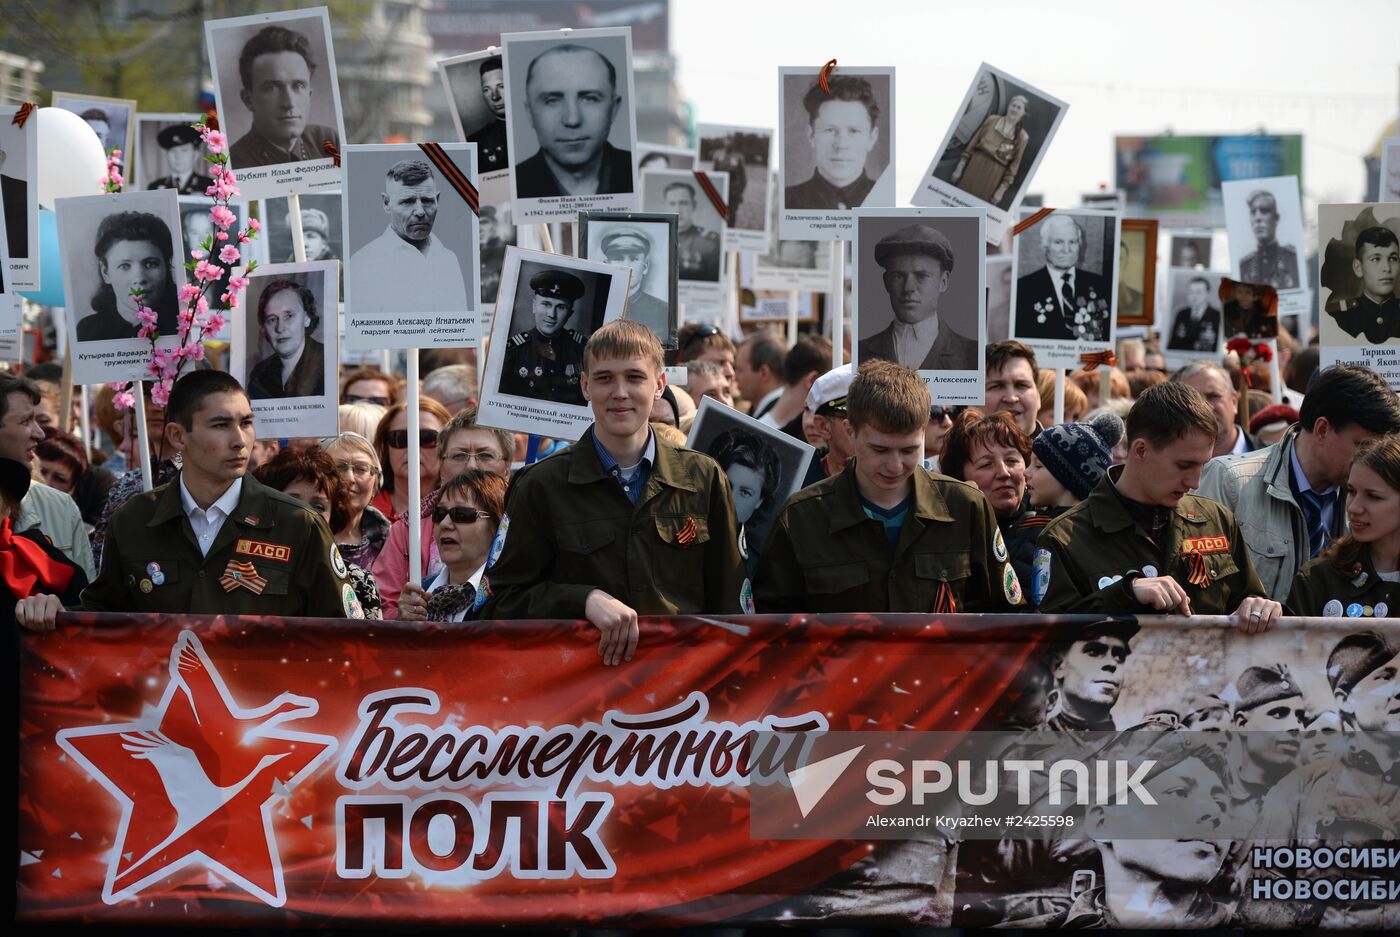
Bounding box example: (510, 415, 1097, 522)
(951, 94, 1029, 208)
(77, 211, 180, 342)
(707, 427, 782, 572)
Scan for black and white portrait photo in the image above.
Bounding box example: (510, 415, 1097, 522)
(638, 142, 696, 172)
(232, 260, 339, 438)
(1318, 203, 1400, 387)
(205, 7, 346, 198)
(778, 66, 895, 240)
(180, 196, 255, 336)
(477, 246, 629, 441)
(686, 396, 814, 578)
(1382, 137, 1400, 203)
(1169, 232, 1213, 268)
(580, 211, 678, 348)
(986, 255, 1014, 343)
(479, 201, 518, 308)
(698, 123, 772, 253)
(853, 209, 985, 404)
(343, 143, 479, 349)
(641, 167, 729, 317)
(0, 105, 38, 290)
(912, 63, 1068, 246)
(51, 93, 137, 164)
(1163, 269, 1225, 362)
(502, 27, 638, 223)
(438, 50, 510, 177)
(55, 189, 186, 384)
(1222, 175, 1308, 318)
(1010, 208, 1120, 368)
(134, 114, 215, 194)
(261, 192, 341, 263)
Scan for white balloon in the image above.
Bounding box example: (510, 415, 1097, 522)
(35, 107, 107, 210)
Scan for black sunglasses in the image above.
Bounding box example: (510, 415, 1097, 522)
(930, 405, 967, 421)
(431, 506, 493, 525)
(386, 428, 439, 450)
(346, 393, 391, 407)
(683, 324, 722, 350)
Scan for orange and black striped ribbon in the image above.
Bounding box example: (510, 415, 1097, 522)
(693, 171, 728, 223)
(322, 140, 341, 167)
(1011, 207, 1054, 238)
(1078, 350, 1118, 371)
(933, 581, 957, 615)
(419, 142, 479, 216)
(1187, 553, 1212, 589)
(818, 59, 838, 94)
(11, 102, 35, 128)
(219, 560, 267, 595)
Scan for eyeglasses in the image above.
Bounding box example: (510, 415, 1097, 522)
(386, 428, 439, 449)
(930, 405, 967, 421)
(333, 460, 380, 479)
(443, 449, 504, 467)
(346, 394, 391, 407)
(431, 506, 494, 525)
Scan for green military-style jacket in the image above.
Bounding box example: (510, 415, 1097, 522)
(1035, 467, 1266, 615)
(1288, 546, 1400, 619)
(753, 461, 1024, 614)
(481, 427, 747, 619)
(80, 472, 358, 618)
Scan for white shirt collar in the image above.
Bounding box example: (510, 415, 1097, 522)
(179, 474, 243, 520)
(1229, 425, 1249, 456)
(755, 385, 784, 413)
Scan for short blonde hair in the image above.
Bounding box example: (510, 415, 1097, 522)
(584, 318, 664, 373)
(338, 401, 387, 440)
(321, 431, 382, 491)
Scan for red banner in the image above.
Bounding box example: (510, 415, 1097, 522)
(18, 613, 1050, 925)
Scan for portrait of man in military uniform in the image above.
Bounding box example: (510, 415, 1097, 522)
(1166, 272, 1223, 353)
(263, 193, 342, 265)
(439, 51, 509, 176)
(478, 203, 517, 306)
(208, 10, 344, 174)
(856, 219, 979, 373)
(640, 170, 728, 285)
(499, 267, 597, 406)
(1043, 619, 1136, 735)
(1324, 224, 1399, 345)
(1238, 189, 1300, 290)
(142, 122, 215, 194)
(582, 213, 677, 348)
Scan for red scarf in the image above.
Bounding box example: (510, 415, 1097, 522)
(0, 516, 74, 598)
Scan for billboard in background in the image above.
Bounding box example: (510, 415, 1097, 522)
(1114, 134, 1303, 225)
(429, 0, 670, 54)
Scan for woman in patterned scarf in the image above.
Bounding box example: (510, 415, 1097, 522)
(397, 469, 507, 622)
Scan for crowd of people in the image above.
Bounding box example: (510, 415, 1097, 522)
(0, 318, 1394, 654)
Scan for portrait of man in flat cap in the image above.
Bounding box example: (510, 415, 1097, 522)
(857, 221, 978, 371)
(582, 212, 678, 347)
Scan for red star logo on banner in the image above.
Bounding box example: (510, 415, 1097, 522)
(56, 631, 338, 907)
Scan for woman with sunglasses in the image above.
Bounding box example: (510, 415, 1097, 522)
(253, 444, 383, 619)
(370, 398, 452, 520)
(397, 470, 507, 623)
(372, 406, 513, 619)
